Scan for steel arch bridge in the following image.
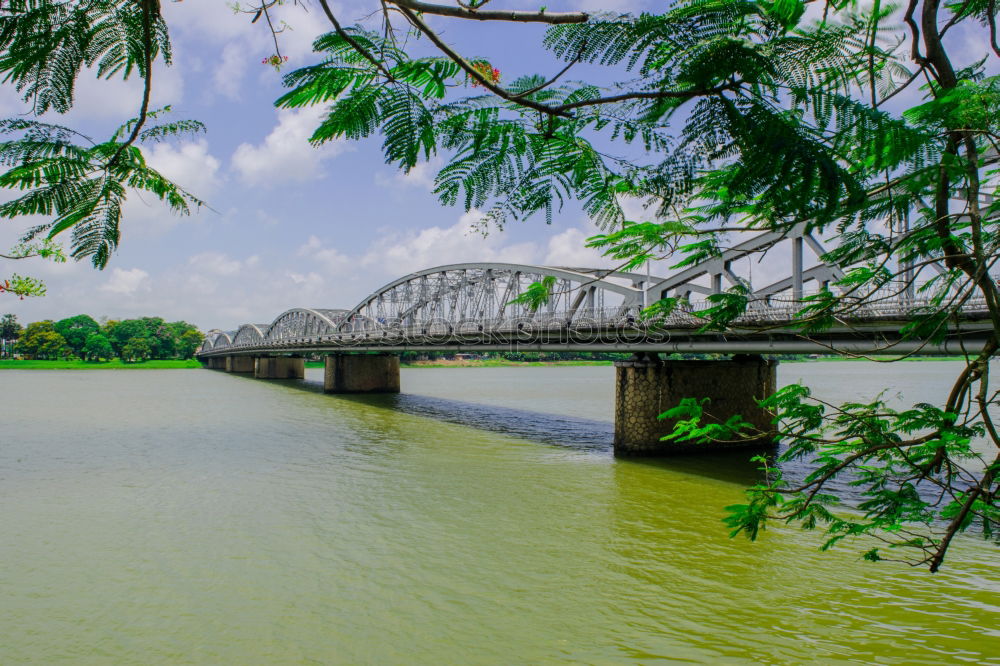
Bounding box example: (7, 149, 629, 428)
(196, 227, 996, 359)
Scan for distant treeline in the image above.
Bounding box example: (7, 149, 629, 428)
(0, 314, 203, 362)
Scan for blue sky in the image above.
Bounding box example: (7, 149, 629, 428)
(0, 0, 991, 331)
(1, 0, 666, 330)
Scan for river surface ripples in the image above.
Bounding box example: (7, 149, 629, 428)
(1, 362, 997, 664)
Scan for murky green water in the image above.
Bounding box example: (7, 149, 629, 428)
(1, 363, 997, 664)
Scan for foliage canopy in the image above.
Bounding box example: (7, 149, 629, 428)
(0, 0, 202, 294)
(7, 313, 203, 361)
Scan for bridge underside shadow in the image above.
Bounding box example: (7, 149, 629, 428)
(222, 370, 766, 485)
(206, 352, 781, 456)
(290, 373, 615, 453)
(330, 390, 770, 485)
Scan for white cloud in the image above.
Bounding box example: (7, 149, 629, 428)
(165, 0, 330, 59)
(575, 0, 652, 13)
(298, 235, 353, 275)
(163, 1, 262, 42)
(0, 83, 29, 117)
(213, 42, 249, 101)
(231, 107, 349, 185)
(172, 251, 332, 325)
(360, 210, 539, 274)
(299, 215, 618, 296)
(374, 157, 443, 191)
(119, 140, 221, 238)
(298, 236, 323, 254)
(70, 60, 185, 122)
(287, 271, 325, 289)
(100, 267, 150, 295)
(618, 195, 658, 222)
(187, 252, 244, 277)
(543, 227, 612, 268)
(146, 139, 222, 195)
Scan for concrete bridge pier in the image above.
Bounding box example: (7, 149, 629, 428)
(324, 353, 400, 394)
(204, 357, 225, 370)
(225, 356, 255, 373)
(613, 353, 777, 456)
(254, 356, 305, 379)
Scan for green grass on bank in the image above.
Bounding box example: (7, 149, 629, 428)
(0, 359, 202, 370)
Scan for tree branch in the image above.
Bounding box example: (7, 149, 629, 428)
(553, 83, 741, 112)
(317, 0, 397, 81)
(107, 0, 154, 168)
(928, 456, 996, 572)
(876, 64, 926, 108)
(511, 47, 584, 99)
(991, 0, 1000, 58)
(903, 0, 924, 64)
(395, 4, 573, 117)
(388, 0, 588, 24)
(921, 0, 957, 87)
(261, 0, 284, 60)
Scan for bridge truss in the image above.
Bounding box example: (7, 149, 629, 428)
(197, 224, 994, 358)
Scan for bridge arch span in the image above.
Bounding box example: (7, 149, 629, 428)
(337, 262, 645, 333)
(232, 324, 269, 349)
(201, 330, 234, 354)
(264, 308, 351, 346)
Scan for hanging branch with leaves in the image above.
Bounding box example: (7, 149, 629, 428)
(0, 0, 204, 294)
(248, 0, 1000, 571)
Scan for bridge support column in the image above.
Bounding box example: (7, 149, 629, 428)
(614, 353, 777, 456)
(225, 356, 255, 373)
(206, 357, 225, 370)
(324, 353, 400, 394)
(254, 356, 305, 379)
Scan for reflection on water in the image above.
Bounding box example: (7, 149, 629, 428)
(1, 363, 998, 664)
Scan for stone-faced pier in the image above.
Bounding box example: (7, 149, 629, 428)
(322, 353, 400, 394)
(612, 353, 777, 455)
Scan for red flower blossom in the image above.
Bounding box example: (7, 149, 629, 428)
(262, 54, 290, 70)
(469, 61, 501, 87)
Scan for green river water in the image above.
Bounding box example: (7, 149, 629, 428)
(1, 362, 997, 664)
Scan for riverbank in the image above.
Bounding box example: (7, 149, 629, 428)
(0, 359, 201, 370)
